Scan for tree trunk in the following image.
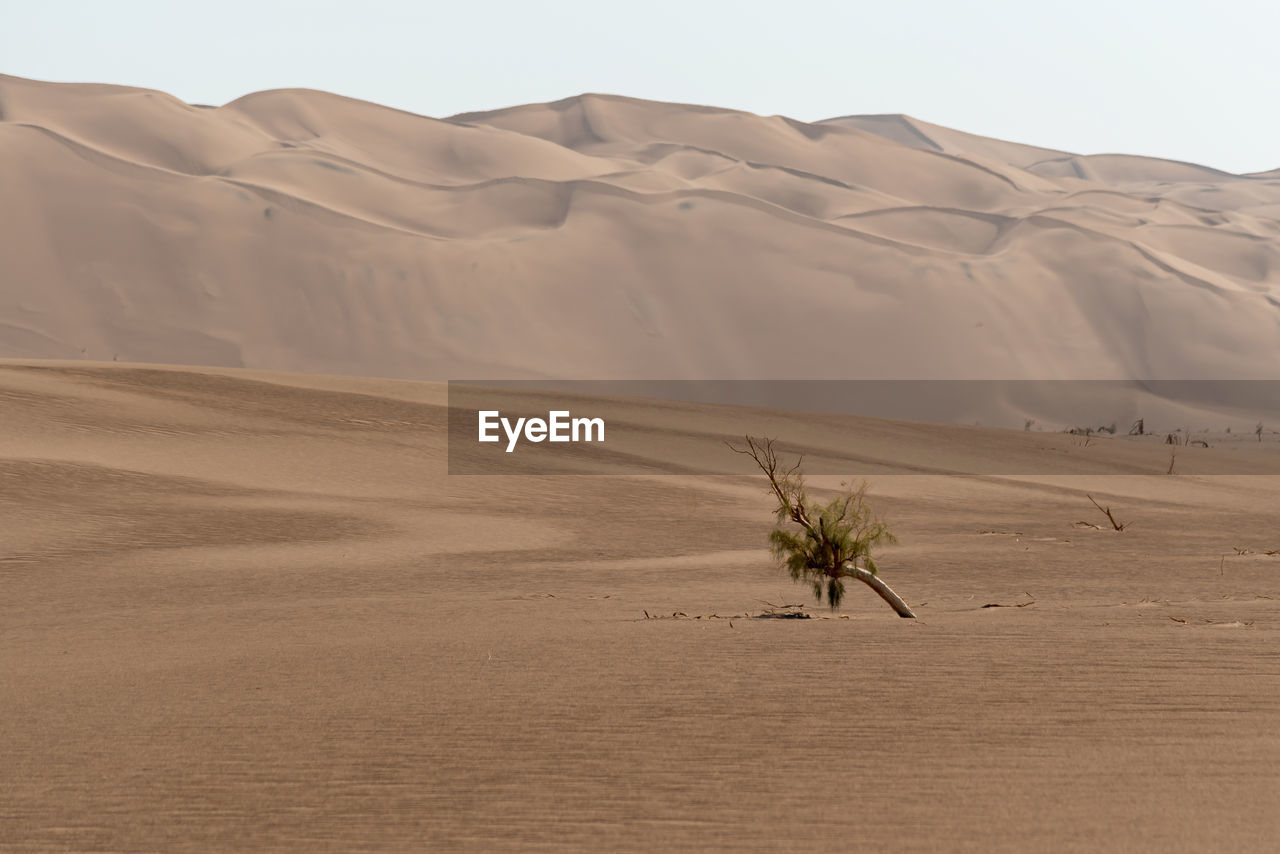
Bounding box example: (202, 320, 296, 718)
(845, 564, 916, 618)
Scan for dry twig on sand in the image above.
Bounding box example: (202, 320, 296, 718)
(981, 592, 1037, 609)
(1087, 494, 1128, 531)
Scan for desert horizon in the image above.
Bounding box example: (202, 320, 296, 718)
(4, 20, 1280, 850)
(3, 73, 1278, 383)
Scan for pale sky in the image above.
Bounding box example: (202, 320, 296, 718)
(4, 0, 1278, 173)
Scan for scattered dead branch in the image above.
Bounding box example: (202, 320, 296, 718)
(756, 599, 805, 610)
(1087, 494, 1128, 531)
(754, 600, 811, 618)
(643, 605, 814, 621)
(757, 609, 812, 620)
(981, 592, 1037, 609)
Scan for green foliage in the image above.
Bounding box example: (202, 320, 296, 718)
(766, 481, 897, 608)
(728, 435, 900, 610)
(729, 435, 914, 617)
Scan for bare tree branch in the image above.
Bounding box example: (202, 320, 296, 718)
(1087, 494, 1128, 531)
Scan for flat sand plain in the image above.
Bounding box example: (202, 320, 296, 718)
(3, 362, 1279, 852)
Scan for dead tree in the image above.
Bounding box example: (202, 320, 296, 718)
(727, 436, 916, 618)
(1087, 494, 1129, 531)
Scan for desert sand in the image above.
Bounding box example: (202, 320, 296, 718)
(3, 362, 1279, 851)
(3, 72, 1279, 851)
(2, 74, 1279, 381)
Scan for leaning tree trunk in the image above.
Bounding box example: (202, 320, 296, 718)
(844, 564, 916, 618)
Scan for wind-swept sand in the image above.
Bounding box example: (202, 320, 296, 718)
(3, 362, 1279, 851)
(2, 75, 1279, 380)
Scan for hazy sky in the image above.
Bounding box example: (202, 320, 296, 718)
(5, 0, 1277, 173)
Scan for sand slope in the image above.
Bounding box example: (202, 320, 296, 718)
(3, 362, 1279, 851)
(2, 75, 1278, 380)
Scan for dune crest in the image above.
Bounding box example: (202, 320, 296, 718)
(1, 75, 1278, 380)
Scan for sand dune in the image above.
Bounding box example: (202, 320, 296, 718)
(3, 362, 1280, 851)
(2, 74, 1278, 382)
(822, 114, 1072, 169)
(7, 70, 1280, 854)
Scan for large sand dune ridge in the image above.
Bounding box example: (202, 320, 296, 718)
(2, 75, 1278, 380)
